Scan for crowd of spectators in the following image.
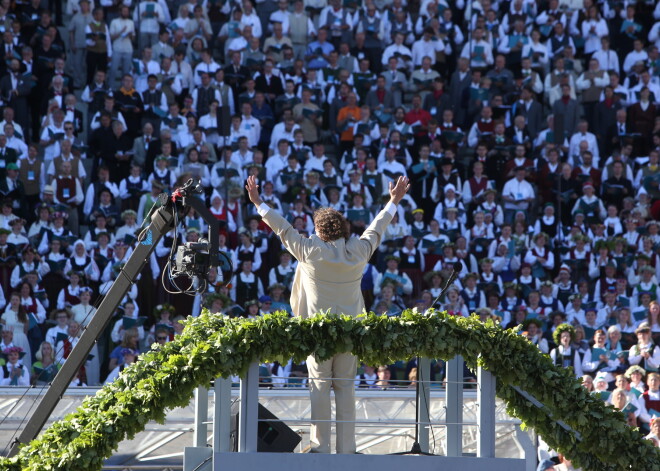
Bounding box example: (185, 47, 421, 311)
(0, 0, 659, 447)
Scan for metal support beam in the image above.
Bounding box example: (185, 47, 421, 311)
(477, 367, 496, 458)
(8, 197, 174, 456)
(213, 377, 232, 452)
(194, 387, 209, 448)
(238, 362, 259, 452)
(416, 357, 431, 453)
(445, 356, 464, 457)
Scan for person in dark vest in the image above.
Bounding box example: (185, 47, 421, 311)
(115, 73, 143, 136)
(548, 22, 573, 60)
(354, 364, 377, 388)
(104, 348, 138, 384)
(192, 72, 221, 118)
(549, 324, 583, 377)
(230, 260, 264, 308)
(268, 250, 295, 292)
(82, 70, 112, 120)
(642, 373, 660, 425)
(323, 0, 353, 49)
(629, 322, 660, 374)
(460, 272, 486, 312)
(52, 160, 83, 235)
(85, 7, 110, 85)
(141, 74, 167, 129)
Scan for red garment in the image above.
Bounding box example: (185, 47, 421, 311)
(561, 96, 570, 105)
(63, 338, 72, 359)
(643, 391, 660, 412)
(404, 109, 432, 135)
(376, 89, 385, 103)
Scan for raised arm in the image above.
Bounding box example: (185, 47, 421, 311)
(245, 175, 310, 261)
(357, 176, 410, 259)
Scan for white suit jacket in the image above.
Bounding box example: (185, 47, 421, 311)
(261, 204, 395, 318)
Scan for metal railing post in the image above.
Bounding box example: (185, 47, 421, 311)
(194, 387, 209, 448)
(213, 377, 232, 452)
(417, 357, 431, 453)
(477, 367, 496, 458)
(238, 362, 259, 452)
(445, 356, 464, 456)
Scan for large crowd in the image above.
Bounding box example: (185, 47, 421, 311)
(0, 0, 658, 453)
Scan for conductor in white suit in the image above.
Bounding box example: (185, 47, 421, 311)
(245, 175, 411, 453)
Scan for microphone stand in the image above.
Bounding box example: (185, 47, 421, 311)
(393, 263, 462, 455)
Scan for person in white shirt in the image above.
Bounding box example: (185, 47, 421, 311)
(269, 0, 291, 35)
(108, 5, 134, 87)
(265, 140, 291, 182)
(269, 115, 299, 154)
(132, 0, 164, 51)
(304, 143, 328, 175)
(0, 108, 24, 142)
(580, 6, 608, 56)
(2, 124, 24, 160)
(592, 36, 620, 73)
(240, 0, 263, 38)
(38, 108, 66, 164)
(623, 39, 649, 74)
(502, 166, 535, 223)
(0, 346, 30, 386)
(382, 32, 413, 71)
(628, 70, 660, 105)
(239, 102, 262, 148)
(133, 47, 161, 93)
(193, 49, 221, 87)
(173, 49, 194, 90)
(460, 27, 493, 69)
(380, 147, 407, 185)
(568, 120, 600, 168)
(411, 28, 446, 67)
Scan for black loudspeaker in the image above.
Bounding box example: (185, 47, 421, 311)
(230, 401, 302, 452)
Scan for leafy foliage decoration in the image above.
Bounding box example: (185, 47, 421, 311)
(1, 310, 658, 470)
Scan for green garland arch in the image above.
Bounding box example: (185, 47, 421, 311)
(1, 310, 658, 471)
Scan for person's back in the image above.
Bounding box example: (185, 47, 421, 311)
(284, 209, 382, 319)
(245, 174, 410, 453)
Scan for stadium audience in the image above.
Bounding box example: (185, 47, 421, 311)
(0, 0, 659, 448)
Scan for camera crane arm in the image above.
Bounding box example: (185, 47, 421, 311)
(8, 179, 222, 457)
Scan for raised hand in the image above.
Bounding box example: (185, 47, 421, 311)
(245, 175, 263, 206)
(388, 176, 410, 205)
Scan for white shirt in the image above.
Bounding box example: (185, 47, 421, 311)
(568, 131, 600, 167)
(502, 177, 535, 210)
(193, 60, 221, 87)
(623, 49, 649, 74)
(592, 48, 620, 73)
(460, 39, 493, 68)
(239, 115, 261, 148)
(241, 11, 263, 38)
(269, 9, 290, 35)
(580, 19, 609, 54)
(132, 1, 164, 34)
(411, 38, 445, 66)
(108, 17, 133, 54)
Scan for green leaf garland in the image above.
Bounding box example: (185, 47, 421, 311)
(1, 310, 658, 470)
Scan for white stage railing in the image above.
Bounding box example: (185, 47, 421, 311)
(185, 357, 534, 471)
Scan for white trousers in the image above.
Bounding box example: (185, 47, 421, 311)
(306, 352, 357, 453)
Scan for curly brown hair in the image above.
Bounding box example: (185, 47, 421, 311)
(313, 207, 350, 242)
